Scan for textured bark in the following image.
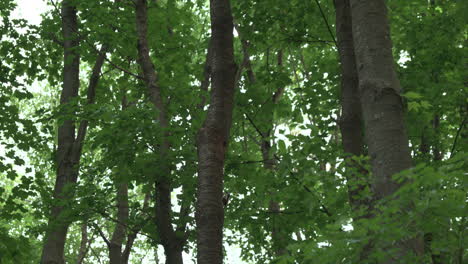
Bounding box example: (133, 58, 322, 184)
(349, 0, 424, 261)
(334, 0, 370, 218)
(40, 2, 80, 263)
(196, 0, 236, 262)
(40, 3, 106, 262)
(134, 1, 185, 263)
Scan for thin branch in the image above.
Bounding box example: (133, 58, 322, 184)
(48, 0, 144, 80)
(245, 112, 265, 138)
(91, 223, 110, 248)
(450, 115, 466, 158)
(313, 0, 338, 48)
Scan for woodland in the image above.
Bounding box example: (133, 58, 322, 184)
(0, 0, 466, 263)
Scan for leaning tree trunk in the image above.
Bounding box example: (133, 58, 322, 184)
(349, 0, 424, 261)
(195, 0, 236, 262)
(134, 1, 185, 263)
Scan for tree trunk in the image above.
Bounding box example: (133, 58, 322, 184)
(40, 1, 80, 263)
(264, 51, 287, 257)
(109, 182, 129, 264)
(334, 0, 370, 217)
(196, 0, 236, 262)
(41, 2, 107, 261)
(349, 0, 424, 261)
(237, 32, 287, 257)
(134, 1, 185, 263)
(76, 222, 88, 264)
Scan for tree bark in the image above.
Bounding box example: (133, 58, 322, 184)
(334, 0, 371, 218)
(349, 0, 424, 261)
(76, 222, 88, 264)
(40, 2, 107, 261)
(109, 182, 129, 264)
(134, 1, 185, 263)
(196, 0, 236, 262)
(40, 1, 80, 263)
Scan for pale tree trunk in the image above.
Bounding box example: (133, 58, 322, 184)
(109, 182, 129, 264)
(196, 0, 236, 262)
(134, 1, 186, 263)
(40, 1, 108, 262)
(76, 222, 88, 264)
(349, 0, 424, 261)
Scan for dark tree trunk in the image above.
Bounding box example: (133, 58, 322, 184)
(40, 1, 80, 263)
(196, 0, 236, 262)
(40, 2, 106, 261)
(134, 1, 185, 263)
(349, 0, 424, 261)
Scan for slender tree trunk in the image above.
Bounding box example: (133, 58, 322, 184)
(76, 222, 88, 264)
(236, 31, 288, 257)
(109, 182, 129, 264)
(134, 1, 185, 263)
(196, 0, 236, 262)
(349, 0, 424, 261)
(264, 51, 287, 257)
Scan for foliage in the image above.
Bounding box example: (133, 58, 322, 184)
(0, 0, 466, 263)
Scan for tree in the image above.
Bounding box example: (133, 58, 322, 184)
(349, 0, 424, 261)
(1, 0, 466, 263)
(196, 0, 237, 262)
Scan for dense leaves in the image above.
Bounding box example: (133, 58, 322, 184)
(0, 0, 466, 263)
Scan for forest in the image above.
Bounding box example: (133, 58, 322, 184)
(0, 0, 466, 263)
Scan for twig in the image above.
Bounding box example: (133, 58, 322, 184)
(91, 223, 110, 248)
(245, 112, 265, 138)
(450, 115, 467, 158)
(313, 0, 338, 48)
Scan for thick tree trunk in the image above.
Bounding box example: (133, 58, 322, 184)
(40, 2, 80, 263)
(349, 0, 424, 261)
(334, 0, 370, 217)
(196, 0, 236, 262)
(134, 1, 185, 263)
